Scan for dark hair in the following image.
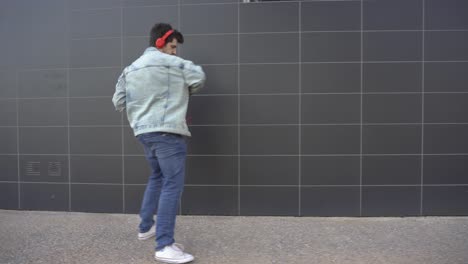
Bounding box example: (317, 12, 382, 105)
(149, 23, 184, 47)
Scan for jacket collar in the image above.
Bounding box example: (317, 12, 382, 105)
(143, 46, 158, 54)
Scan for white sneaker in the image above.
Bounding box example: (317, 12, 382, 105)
(137, 224, 155, 240)
(155, 243, 194, 264)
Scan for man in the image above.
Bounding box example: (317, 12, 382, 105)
(112, 23, 205, 263)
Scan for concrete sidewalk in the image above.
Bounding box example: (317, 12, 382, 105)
(1, 210, 467, 264)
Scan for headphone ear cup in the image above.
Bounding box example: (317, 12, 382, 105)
(156, 30, 174, 49)
(156, 38, 164, 48)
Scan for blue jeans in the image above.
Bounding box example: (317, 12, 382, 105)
(136, 131, 187, 251)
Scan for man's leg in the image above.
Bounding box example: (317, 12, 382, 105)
(138, 139, 163, 233)
(153, 134, 187, 251)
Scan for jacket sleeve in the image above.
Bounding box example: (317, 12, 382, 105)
(182, 60, 206, 95)
(112, 70, 126, 112)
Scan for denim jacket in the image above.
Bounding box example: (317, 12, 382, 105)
(112, 47, 205, 137)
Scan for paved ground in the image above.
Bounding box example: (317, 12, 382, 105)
(1, 210, 467, 264)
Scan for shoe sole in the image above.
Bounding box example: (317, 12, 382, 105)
(137, 231, 155, 240)
(154, 256, 194, 264)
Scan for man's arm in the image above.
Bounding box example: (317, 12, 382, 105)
(112, 70, 126, 112)
(182, 60, 206, 95)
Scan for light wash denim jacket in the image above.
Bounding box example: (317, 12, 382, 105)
(112, 47, 205, 137)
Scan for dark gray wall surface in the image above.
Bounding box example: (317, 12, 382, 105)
(1, 0, 468, 216)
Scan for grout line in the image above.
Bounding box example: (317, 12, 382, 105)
(359, 0, 363, 217)
(237, 0, 241, 216)
(191, 122, 468, 126)
(16, 70, 20, 209)
(172, 91, 468, 95)
(185, 29, 468, 36)
(5, 90, 468, 100)
(120, 0, 125, 214)
(183, 153, 468, 156)
(67, 69, 71, 211)
(3, 181, 468, 187)
(71, 6, 175, 12)
(5, 122, 468, 129)
(69, 1, 301, 11)
(184, 1, 318, 6)
(67, 29, 468, 40)
(4, 153, 468, 157)
(71, 36, 121, 41)
(15, 60, 468, 72)
(65, 0, 468, 13)
(12, 96, 114, 99)
(420, 0, 426, 216)
(16, 182, 127, 186)
(208, 60, 468, 65)
(1, 125, 122, 128)
(178, 0, 181, 32)
(365, 60, 468, 63)
(66, 0, 72, 212)
(298, 1, 302, 217)
(20, 66, 122, 72)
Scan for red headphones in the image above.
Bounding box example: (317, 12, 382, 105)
(156, 29, 174, 49)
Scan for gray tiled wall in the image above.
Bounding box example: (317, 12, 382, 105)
(1, 0, 468, 217)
